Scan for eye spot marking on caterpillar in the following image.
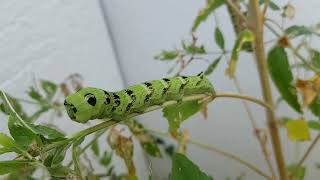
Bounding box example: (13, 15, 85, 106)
(84, 93, 96, 106)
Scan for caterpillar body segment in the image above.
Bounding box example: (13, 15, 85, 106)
(64, 74, 215, 123)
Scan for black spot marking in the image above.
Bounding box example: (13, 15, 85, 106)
(111, 107, 117, 112)
(125, 89, 134, 95)
(196, 79, 202, 86)
(179, 79, 188, 92)
(115, 100, 120, 106)
(113, 94, 120, 99)
(85, 93, 96, 106)
(126, 102, 133, 112)
(197, 72, 204, 76)
(131, 94, 136, 102)
(181, 76, 188, 79)
(105, 97, 111, 105)
(144, 82, 152, 87)
(145, 93, 152, 102)
(72, 107, 77, 113)
(162, 87, 169, 96)
(162, 78, 170, 82)
(64, 100, 68, 106)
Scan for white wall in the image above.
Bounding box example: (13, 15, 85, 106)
(102, 1, 320, 179)
(0, 0, 148, 179)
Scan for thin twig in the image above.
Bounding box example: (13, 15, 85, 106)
(233, 78, 276, 179)
(297, 133, 320, 167)
(215, 93, 273, 110)
(225, 0, 248, 26)
(262, 0, 270, 16)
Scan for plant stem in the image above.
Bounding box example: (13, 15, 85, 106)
(148, 129, 272, 180)
(43, 94, 211, 152)
(0, 91, 38, 134)
(297, 133, 320, 167)
(215, 93, 273, 110)
(248, 0, 288, 179)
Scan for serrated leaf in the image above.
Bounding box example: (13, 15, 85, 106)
(267, 46, 302, 113)
(192, 0, 225, 32)
(287, 164, 305, 180)
(126, 120, 162, 157)
(285, 119, 310, 141)
(8, 115, 36, 149)
(204, 56, 222, 75)
(214, 27, 225, 50)
(163, 100, 202, 134)
(285, 25, 312, 38)
(171, 153, 212, 180)
(0, 160, 36, 175)
(226, 30, 254, 78)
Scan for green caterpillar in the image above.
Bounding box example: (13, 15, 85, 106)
(64, 73, 214, 123)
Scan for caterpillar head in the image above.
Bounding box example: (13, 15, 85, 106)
(64, 87, 105, 123)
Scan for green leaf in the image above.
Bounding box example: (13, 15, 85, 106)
(0, 92, 27, 119)
(311, 50, 320, 69)
(163, 100, 202, 134)
(8, 115, 36, 149)
(100, 151, 113, 167)
(41, 80, 57, 98)
(287, 164, 305, 180)
(259, 0, 280, 11)
(154, 50, 179, 61)
(171, 153, 212, 180)
(192, 0, 225, 32)
(204, 56, 222, 75)
(309, 96, 320, 116)
(226, 30, 254, 78)
(214, 27, 225, 50)
(91, 139, 100, 156)
(0, 160, 36, 175)
(27, 87, 43, 102)
(0, 132, 21, 153)
(44, 144, 70, 167)
(285, 25, 312, 38)
(47, 165, 75, 178)
(32, 125, 65, 140)
(267, 46, 302, 113)
(308, 120, 320, 131)
(182, 41, 206, 54)
(126, 120, 162, 157)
